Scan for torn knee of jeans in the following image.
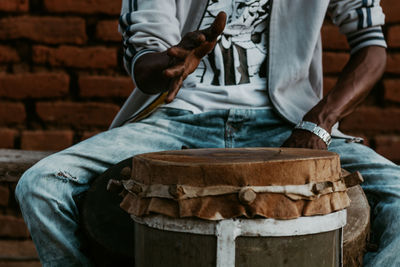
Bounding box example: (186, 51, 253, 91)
(56, 171, 78, 182)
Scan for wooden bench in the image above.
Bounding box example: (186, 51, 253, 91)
(0, 149, 52, 266)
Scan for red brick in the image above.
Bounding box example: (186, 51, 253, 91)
(21, 130, 74, 151)
(33, 46, 117, 69)
(0, 16, 87, 45)
(323, 77, 337, 95)
(0, 102, 25, 125)
(323, 52, 349, 74)
(79, 75, 133, 98)
(0, 45, 19, 63)
(321, 24, 349, 50)
(12, 63, 30, 74)
(375, 135, 400, 163)
(0, 73, 69, 99)
(96, 20, 121, 42)
(0, 261, 41, 267)
(388, 26, 400, 48)
(0, 128, 17, 148)
(44, 0, 121, 15)
(0, 186, 9, 207)
(0, 240, 38, 260)
(387, 53, 400, 74)
(383, 79, 400, 103)
(0, 215, 29, 238)
(0, 0, 29, 12)
(381, 0, 400, 23)
(36, 102, 119, 127)
(80, 131, 102, 141)
(340, 107, 400, 133)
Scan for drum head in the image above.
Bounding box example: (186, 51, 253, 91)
(121, 148, 349, 220)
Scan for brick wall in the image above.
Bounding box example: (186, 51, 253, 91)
(0, 0, 399, 265)
(0, 0, 128, 154)
(0, 1, 127, 265)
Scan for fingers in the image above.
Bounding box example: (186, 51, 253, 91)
(165, 76, 183, 103)
(179, 12, 226, 50)
(193, 12, 226, 58)
(167, 47, 190, 59)
(163, 63, 184, 78)
(163, 60, 185, 103)
(179, 31, 206, 50)
(281, 131, 328, 150)
(194, 42, 217, 58)
(169, 12, 226, 65)
(200, 12, 227, 41)
(162, 13, 227, 103)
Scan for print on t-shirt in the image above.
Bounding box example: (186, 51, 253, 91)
(194, 0, 270, 86)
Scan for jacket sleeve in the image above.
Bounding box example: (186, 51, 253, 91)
(328, 0, 387, 54)
(119, 0, 182, 79)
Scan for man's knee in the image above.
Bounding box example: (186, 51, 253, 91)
(15, 164, 45, 205)
(15, 159, 66, 207)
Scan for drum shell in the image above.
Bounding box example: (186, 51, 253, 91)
(79, 148, 368, 266)
(133, 211, 345, 267)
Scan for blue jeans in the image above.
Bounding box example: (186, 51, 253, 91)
(15, 108, 400, 266)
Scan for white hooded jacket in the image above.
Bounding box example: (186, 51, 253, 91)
(110, 0, 386, 138)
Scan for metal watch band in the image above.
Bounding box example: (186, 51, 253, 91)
(294, 121, 332, 146)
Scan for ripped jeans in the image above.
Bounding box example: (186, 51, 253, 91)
(15, 108, 400, 267)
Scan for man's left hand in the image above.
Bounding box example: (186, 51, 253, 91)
(281, 130, 327, 150)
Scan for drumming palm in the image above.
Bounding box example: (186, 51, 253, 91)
(134, 12, 227, 103)
(164, 12, 227, 103)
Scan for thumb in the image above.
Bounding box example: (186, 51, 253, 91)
(200, 12, 227, 42)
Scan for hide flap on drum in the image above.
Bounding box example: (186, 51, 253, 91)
(119, 148, 359, 220)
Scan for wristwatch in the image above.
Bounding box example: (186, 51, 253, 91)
(294, 121, 332, 146)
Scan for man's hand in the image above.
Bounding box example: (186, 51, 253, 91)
(134, 12, 226, 102)
(281, 130, 328, 150)
(164, 12, 226, 103)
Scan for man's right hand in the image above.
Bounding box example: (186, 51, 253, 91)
(134, 12, 226, 103)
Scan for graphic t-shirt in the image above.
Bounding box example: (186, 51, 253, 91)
(164, 0, 271, 113)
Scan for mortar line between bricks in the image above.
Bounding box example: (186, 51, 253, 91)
(0, 257, 39, 261)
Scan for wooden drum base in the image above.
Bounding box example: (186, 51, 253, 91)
(79, 158, 370, 267)
(343, 186, 370, 267)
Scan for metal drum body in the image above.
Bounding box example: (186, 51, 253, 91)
(118, 148, 365, 266)
(79, 149, 368, 266)
(133, 210, 347, 267)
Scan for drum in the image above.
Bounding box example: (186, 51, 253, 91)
(118, 148, 364, 267)
(79, 148, 369, 267)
